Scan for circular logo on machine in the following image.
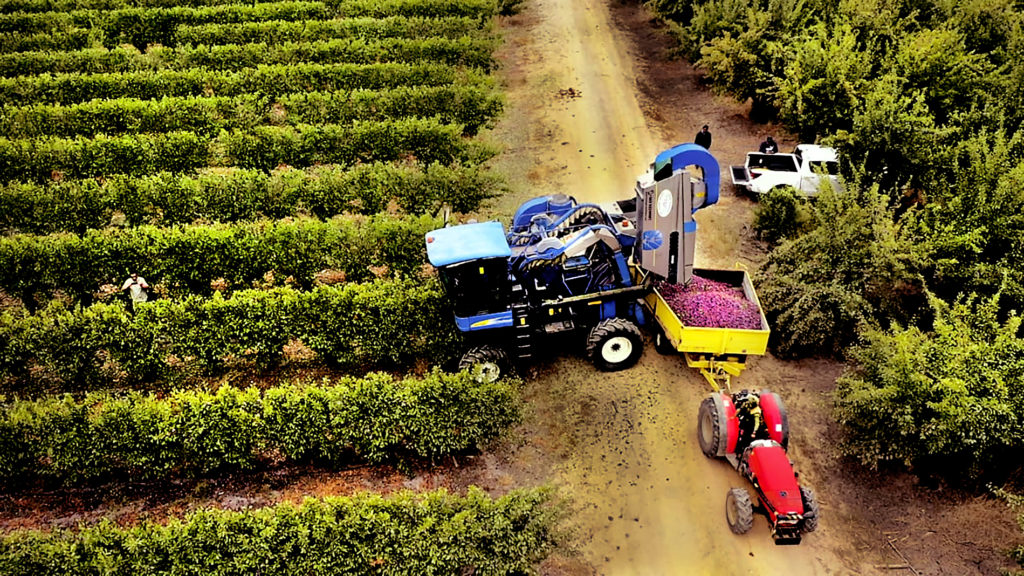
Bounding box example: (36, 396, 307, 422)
(641, 230, 663, 250)
(657, 188, 673, 217)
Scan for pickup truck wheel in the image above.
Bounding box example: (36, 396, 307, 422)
(800, 486, 819, 533)
(726, 487, 754, 535)
(698, 394, 728, 458)
(587, 318, 643, 371)
(458, 346, 511, 383)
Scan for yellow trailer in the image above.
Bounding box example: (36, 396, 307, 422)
(640, 267, 770, 391)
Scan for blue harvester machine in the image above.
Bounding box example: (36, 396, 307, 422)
(425, 144, 769, 387)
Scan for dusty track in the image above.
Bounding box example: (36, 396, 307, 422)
(2, 0, 1019, 573)
(490, 0, 1019, 574)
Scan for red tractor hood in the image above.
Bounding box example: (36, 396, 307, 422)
(749, 445, 803, 515)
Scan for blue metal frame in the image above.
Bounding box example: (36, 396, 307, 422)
(653, 143, 720, 208)
(455, 310, 514, 332)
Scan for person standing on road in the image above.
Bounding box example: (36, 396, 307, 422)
(759, 136, 778, 154)
(695, 125, 712, 149)
(121, 272, 149, 313)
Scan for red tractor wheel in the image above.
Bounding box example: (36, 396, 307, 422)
(726, 487, 754, 535)
(800, 486, 819, 533)
(758, 389, 790, 450)
(697, 394, 729, 458)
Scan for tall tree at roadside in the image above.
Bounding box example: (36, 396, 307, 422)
(755, 182, 926, 357)
(835, 293, 1024, 481)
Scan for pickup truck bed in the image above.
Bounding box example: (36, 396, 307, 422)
(730, 165, 750, 187)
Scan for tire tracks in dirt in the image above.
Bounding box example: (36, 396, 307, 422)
(492, 0, 884, 573)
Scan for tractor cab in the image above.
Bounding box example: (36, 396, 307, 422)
(426, 221, 516, 332)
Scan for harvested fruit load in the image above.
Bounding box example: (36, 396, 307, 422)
(656, 275, 762, 330)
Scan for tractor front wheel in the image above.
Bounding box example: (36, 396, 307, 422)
(586, 318, 644, 371)
(726, 487, 754, 535)
(698, 394, 728, 458)
(458, 346, 511, 383)
(800, 486, 819, 533)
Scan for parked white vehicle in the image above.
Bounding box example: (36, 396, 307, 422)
(730, 144, 843, 197)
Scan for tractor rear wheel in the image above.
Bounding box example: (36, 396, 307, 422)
(586, 318, 644, 371)
(759, 389, 790, 450)
(458, 346, 511, 383)
(697, 394, 728, 458)
(800, 486, 819, 533)
(726, 487, 754, 535)
(654, 329, 675, 355)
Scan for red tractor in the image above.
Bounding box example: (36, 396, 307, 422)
(697, 389, 819, 545)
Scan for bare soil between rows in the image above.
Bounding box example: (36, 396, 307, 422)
(2, 1, 1022, 575)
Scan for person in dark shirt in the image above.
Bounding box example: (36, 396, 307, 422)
(759, 136, 778, 154)
(695, 125, 712, 149)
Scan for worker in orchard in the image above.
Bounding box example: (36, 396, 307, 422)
(121, 271, 149, 313)
(695, 124, 712, 149)
(759, 136, 778, 154)
(734, 390, 769, 454)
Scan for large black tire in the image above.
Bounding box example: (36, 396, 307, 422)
(653, 329, 675, 355)
(800, 486, 819, 533)
(697, 394, 729, 458)
(759, 389, 790, 450)
(586, 318, 644, 371)
(726, 487, 754, 535)
(458, 346, 511, 383)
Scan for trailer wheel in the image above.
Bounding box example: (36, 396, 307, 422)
(697, 394, 728, 458)
(726, 487, 754, 535)
(759, 389, 790, 450)
(458, 346, 511, 383)
(800, 486, 819, 533)
(586, 318, 643, 371)
(654, 330, 675, 355)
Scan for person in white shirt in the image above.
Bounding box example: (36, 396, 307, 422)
(120, 272, 149, 312)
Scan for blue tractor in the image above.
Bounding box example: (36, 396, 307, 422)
(425, 144, 720, 381)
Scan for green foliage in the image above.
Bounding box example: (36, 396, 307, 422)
(825, 73, 949, 195)
(0, 279, 462, 391)
(172, 16, 489, 46)
(835, 294, 1024, 479)
(774, 23, 872, 140)
(755, 183, 926, 357)
(0, 28, 96, 53)
(0, 0, 308, 11)
(0, 118, 490, 183)
(334, 0, 498, 19)
(1, 85, 503, 139)
(751, 185, 814, 245)
(0, 370, 519, 484)
(0, 36, 499, 78)
(0, 61, 482, 106)
(0, 162, 503, 234)
(994, 487, 1024, 570)
(0, 2, 334, 46)
(0, 214, 439, 305)
(670, 0, 749, 62)
(0, 131, 211, 183)
(497, 0, 524, 16)
(904, 129, 1024, 314)
(888, 27, 995, 123)
(0, 486, 562, 575)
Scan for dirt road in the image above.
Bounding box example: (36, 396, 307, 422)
(491, 0, 886, 573)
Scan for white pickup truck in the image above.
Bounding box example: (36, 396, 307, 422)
(730, 144, 842, 197)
